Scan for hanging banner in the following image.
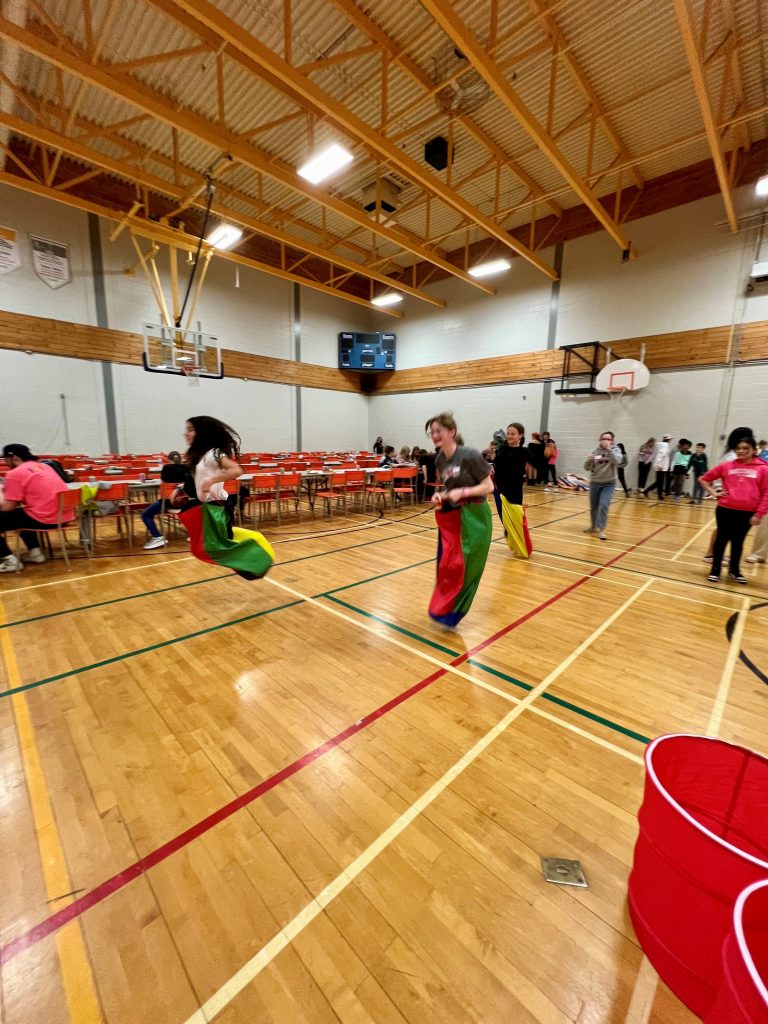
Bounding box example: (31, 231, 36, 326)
(0, 226, 21, 275)
(30, 235, 71, 289)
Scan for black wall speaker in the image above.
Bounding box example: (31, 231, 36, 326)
(424, 135, 453, 171)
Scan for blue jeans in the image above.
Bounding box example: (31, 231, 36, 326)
(589, 481, 616, 531)
(141, 499, 163, 537)
(693, 478, 705, 502)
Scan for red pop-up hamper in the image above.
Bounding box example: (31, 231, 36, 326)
(706, 879, 768, 1024)
(628, 735, 768, 1017)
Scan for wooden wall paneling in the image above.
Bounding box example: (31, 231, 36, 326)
(0, 310, 363, 393)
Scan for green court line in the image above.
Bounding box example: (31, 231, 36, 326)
(0, 551, 440, 699)
(325, 595, 650, 745)
(0, 600, 302, 699)
(0, 524, 435, 631)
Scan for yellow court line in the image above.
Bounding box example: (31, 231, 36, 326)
(183, 577, 652, 1023)
(0, 602, 103, 1023)
(706, 595, 751, 738)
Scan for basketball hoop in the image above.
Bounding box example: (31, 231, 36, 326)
(182, 363, 202, 386)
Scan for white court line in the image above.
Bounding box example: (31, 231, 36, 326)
(623, 955, 661, 1024)
(669, 519, 713, 562)
(183, 578, 652, 1023)
(706, 596, 750, 738)
(0, 555, 194, 593)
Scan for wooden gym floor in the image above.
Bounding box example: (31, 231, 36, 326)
(1, 490, 766, 1024)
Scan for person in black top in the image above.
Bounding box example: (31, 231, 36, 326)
(372, 436, 384, 455)
(491, 422, 533, 558)
(527, 431, 544, 486)
(419, 447, 437, 502)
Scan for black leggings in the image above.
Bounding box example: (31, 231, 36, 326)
(617, 467, 629, 494)
(644, 470, 665, 500)
(638, 462, 651, 490)
(712, 506, 754, 576)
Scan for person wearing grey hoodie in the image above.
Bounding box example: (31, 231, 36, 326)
(583, 430, 625, 539)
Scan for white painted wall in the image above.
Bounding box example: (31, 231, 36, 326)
(0, 349, 109, 454)
(369, 250, 554, 369)
(370, 382, 545, 456)
(300, 388, 369, 451)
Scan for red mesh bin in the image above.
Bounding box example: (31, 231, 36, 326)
(706, 880, 768, 1024)
(628, 734, 768, 1017)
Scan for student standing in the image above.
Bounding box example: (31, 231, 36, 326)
(699, 436, 768, 583)
(642, 434, 672, 500)
(541, 431, 558, 487)
(426, 413, 493, 627)
(527, 432, 544, 486)
(637, 438, 655, 492)
(688, 443, 708, 504)
(584, 431, 625, 540)
(491, 422, 533, 558)
(616, 441, 630, 496)
(671, 439, 693, 499)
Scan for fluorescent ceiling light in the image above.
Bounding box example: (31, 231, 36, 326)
(756, 175, 768, 197)
(371, 292, 403, 307)
(468, 257, 511, 278)
(206, 223, 243, 249)
(297, 143, 354, 184)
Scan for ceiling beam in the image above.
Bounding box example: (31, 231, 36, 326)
(673, 0, 738, 232)
(162, 0, 559, 281)
(0, 168, 406, 316)
(326, 0, 562, 219)
(419, 0, 637, 259)
(0, 14, 496, 296)
(0, 110, 447, 308)
(527, 0, 644, 191)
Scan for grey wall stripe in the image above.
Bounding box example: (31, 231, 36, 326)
(539, 241, 564, 435)
(293, 282, 302, 451)
(88, 213, 119, 453)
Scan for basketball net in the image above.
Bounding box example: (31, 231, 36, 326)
(182, 363, 202, 387)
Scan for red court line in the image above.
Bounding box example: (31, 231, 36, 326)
(0, 523, 666, 965)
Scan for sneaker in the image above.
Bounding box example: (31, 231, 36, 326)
(745, 554, 765, 563)
(21, 547, 46, 564)
(703, 555, 713, 561)
(598, 531, 607, 540)
(728, 573, 748, 585)
(143, 536, 168, 550)
(583, 526, 595, 533)
(0, 555, 21, 573)
(707, 573, 720, 582)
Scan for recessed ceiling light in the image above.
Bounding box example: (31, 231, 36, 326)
(297, 143, 354, 184)
(371, 292, 403, 307)
(206, 223, 243, 249)
(468, 257, 511, 278)
(756, 175, 768, 198)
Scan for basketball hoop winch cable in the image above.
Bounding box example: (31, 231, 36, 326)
(176, 177, 215, 329)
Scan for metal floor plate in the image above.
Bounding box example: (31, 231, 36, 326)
(540, 856, 589, 888)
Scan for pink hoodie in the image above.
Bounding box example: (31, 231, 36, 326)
(700, 458, 768, 518)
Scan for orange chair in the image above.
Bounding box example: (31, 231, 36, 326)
(392, 465, 419, 505)
(314, 473, 347, 516)
(243, 473, 279, 525)
(277, 472, 303, 522)
(365, 469, 393, 509)
(343, 469, 366, 509)
(90, 482, 133, 548)
(9, 489, 91, 571)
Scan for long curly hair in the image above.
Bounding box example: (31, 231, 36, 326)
(184, 416, 241, 468)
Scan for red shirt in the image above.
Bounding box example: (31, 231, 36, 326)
(700, 458, 768, 518)
(3, 461, 73, 524)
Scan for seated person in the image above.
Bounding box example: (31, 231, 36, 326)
(141, 450, 183, 550)
(378, 445, 396, 467)
(0, 443, 73, 572)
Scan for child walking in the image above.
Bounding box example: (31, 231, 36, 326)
(688, 443, 708, 504)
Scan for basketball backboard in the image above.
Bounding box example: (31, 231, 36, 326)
(594, 357, 650, 393)
(142, 322, 223, 378)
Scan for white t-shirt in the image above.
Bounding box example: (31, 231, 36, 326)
(194, 449, 228, 502)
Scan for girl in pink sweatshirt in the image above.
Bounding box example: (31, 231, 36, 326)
(699, 436, 768, 583)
